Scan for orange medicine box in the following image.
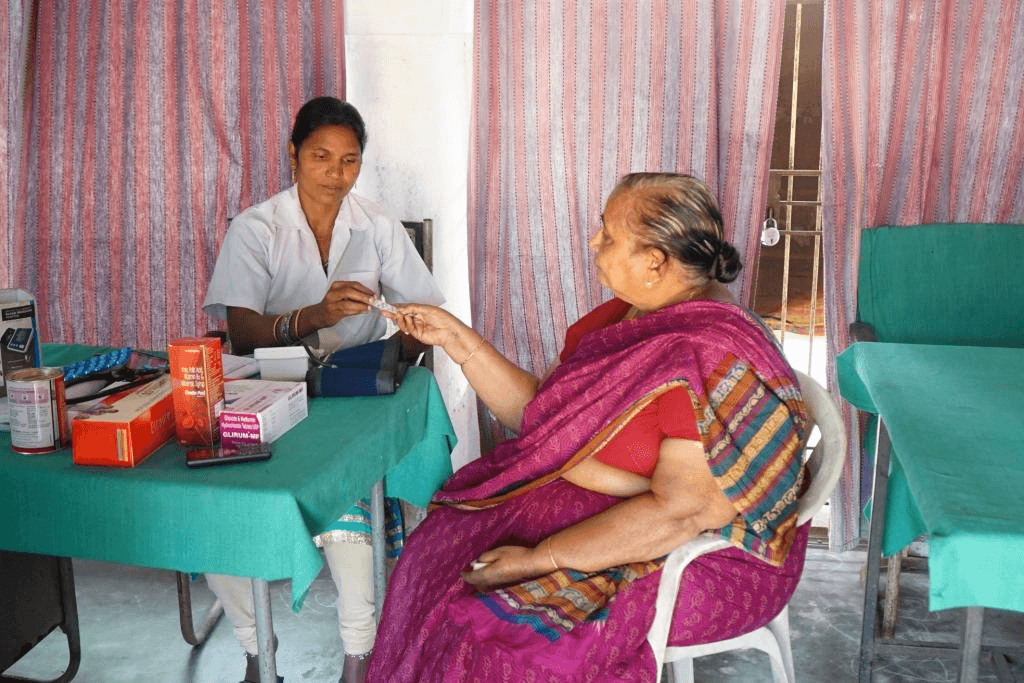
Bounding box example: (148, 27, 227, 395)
(168, 337, 225, 446)
(71, 374, 175, 467)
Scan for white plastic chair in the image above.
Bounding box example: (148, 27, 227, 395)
(647, 370, 847, 683)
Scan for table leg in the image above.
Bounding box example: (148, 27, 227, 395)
(176, 571, 224, 646)
(860, 417, 893, 683)
(252, 578, 278, 683)
(958, 606, 983, 683)
(881, 548, 905, 639)
(370, 480, 386, 622)
(991, 648, 1013, 683)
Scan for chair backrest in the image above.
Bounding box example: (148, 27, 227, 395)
(793, 370, 847, 525)
(401, 219, 433, 272)
(399, 219, 434, 369)
(647, 370, 846, 679)
(857, 224, 1024, 347)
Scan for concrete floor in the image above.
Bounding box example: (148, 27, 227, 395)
(4, 545, 1022, 683)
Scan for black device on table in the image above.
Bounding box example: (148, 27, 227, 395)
(185, 443, 273, 468)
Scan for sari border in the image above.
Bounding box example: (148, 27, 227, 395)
(444, 379, 692, 510)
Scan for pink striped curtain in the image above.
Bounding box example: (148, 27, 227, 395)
(1, 1, 35, 290)
(3, 1, 346, 349)
(469, 0, 786, 386)
(822, 1, 1024, 550)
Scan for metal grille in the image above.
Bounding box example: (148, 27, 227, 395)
(752, 0, 828, 530)
(750, 0, 825, 380)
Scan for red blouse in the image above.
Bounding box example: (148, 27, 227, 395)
(559, 299, 699, 478)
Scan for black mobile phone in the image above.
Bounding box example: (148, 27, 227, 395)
(186, 443, 272, 468)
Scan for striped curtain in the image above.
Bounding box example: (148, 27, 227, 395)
(4, 1, 346, 349)
(1, 1, 34, 289)
(469, 0, 786, 390)
(822, 1, 1024, 550)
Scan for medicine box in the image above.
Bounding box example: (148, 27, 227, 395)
(71, 374, 175, 468)
(0, 289, 42, 406)
(219, 379, 307, 446)
(168, 337, 225, 446)
(253, 346, 309, 382)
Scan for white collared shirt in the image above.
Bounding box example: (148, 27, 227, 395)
(204, 185, 444, 351)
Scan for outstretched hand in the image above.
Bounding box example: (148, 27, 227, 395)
(460, 544, 550, 590)
(384, 303, 463, 349)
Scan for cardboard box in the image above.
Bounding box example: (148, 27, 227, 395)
(168, 337, 225, 446)
(71, 374, 175, 467)
(0, 290, 42, 419)
(219, 379, 307, 446)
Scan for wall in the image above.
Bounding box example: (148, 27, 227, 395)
(344, 0, 479, 470)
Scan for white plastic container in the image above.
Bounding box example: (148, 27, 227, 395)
(253, 346, 309, 382)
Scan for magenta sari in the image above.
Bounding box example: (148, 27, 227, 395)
(367, 301, 808, 682)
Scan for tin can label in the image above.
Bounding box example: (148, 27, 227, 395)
(8, 367, 70, 453)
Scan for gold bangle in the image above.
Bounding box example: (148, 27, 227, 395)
(457, 337, 486, 367)
(545, 537, 559, 572)
(292, 307, 303, 340)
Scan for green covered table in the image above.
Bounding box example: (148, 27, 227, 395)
(837, 341, 1024, 682)
(0, 344, 456, 682)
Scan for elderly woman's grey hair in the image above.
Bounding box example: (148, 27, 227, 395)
(612, 172, 742, 284)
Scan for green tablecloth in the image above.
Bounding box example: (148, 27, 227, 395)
(837, 342, 1024, 613)
(0, 344, 456, 611)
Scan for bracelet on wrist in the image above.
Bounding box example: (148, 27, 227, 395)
(457, 337, 487, 367)
(273, 314, 287, 345)
(545, 537, 559, 572)
(275, 311, 301, 346)
(292, 306, 303, 341)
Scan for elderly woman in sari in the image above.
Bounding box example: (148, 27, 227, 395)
(369, 172, 809, 682)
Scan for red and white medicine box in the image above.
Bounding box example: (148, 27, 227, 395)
(219, 379, 307, 446)
(168, 337, 225, 446)
(71, 374, 175, 467)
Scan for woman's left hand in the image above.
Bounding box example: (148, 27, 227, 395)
(461, 544, 551, 590)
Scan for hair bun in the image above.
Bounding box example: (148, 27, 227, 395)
(713, 242, 742, 283)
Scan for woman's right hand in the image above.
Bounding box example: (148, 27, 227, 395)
(385, 303, 466, 349)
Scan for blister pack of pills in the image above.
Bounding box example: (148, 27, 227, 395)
(62, 347, 133, 383)
(369, 295, 398, 314)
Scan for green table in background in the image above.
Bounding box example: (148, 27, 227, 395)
(838, 342, 1024, 683)
(0, 344, 456, 683)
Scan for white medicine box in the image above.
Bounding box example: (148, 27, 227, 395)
(253, 346, 309, 382)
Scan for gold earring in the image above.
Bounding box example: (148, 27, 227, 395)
(291, 166, 296, 182)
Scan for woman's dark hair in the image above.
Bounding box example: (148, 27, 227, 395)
(612, 172, 742, 284)
(290, 97, 367, 153)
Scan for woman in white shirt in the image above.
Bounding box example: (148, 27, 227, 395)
(203, 97, 443, 683)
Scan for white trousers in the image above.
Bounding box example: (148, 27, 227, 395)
(205, 538, 375, 656)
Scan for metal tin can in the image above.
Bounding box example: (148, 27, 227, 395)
(8, 367, 70, 453)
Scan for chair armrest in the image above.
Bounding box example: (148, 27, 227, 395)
(849, 321, 878, 343)
(647, 535, 732, 680)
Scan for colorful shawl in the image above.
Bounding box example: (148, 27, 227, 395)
(368, 301, 807, 683)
